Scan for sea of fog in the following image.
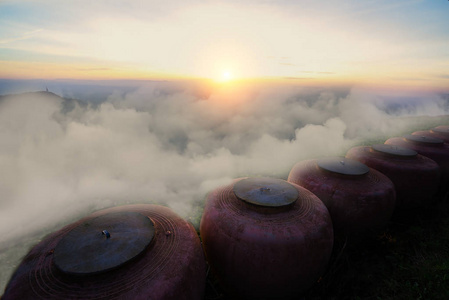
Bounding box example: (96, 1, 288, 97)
(1, 80, 449, 291)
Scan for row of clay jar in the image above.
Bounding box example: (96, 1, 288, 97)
(201, 125, 449, 299)
(3, 125, 449, 299)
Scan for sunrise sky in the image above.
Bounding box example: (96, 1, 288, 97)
(1, 0, 448, 91)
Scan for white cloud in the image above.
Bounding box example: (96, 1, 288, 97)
(0, 83, 448, 290)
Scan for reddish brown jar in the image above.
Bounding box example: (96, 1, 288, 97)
(385, 135, 449, 171)
(385, 135, 449, 198)
(3, 204, 206, 300)
(288, 157, 396, 235)
(346, 144, 440, 209)
(200, 177, 333, 299)
(412, 125, 449, 143)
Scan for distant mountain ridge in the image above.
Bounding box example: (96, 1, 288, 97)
(0, 90, 90, 112)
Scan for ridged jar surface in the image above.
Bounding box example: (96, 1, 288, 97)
(346, 146, 440, 209)
(413, 128, 449, 143)
(385, 137, 449, 172)
(288, 160, 396, 235)
(200, 179, 333, 299)
(385, 136, 449, 197)
(3, 204, 206, 300)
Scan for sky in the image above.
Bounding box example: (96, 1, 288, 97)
(0, 0, 449, 91)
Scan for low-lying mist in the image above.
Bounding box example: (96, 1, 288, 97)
(1, 81, 448, 290)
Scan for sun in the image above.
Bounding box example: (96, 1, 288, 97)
(215, 70, 233, 83)
(222, 71, 232, 81)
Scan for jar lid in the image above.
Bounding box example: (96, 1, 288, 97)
(54, 212, 155, 275)
(317, 157, 369, 176)
(234, 177, 298, 207)
(404, 134, 444, 145)
(371, 144, 417, 157)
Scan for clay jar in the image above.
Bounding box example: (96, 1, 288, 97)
(385, 135, 449, 197)
(412, 125, 449, 143)
(200, 177, 333, 299)
(346, 144, 440, 210)
(3, 204, 206, 300)
(288, 157, 396, 236)
(385, 135, 449, 172)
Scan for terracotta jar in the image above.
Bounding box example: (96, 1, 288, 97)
(385, 135, 449, 198)
(288, 157, 396, 235)
(412, 125, 449, 143)
(346, 144, 440, 209)
(200, 177, 333, 299)
(3, 204, 206, 300)
(385, 135, 449, 171)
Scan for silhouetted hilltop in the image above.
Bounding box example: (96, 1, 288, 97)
(0, 90, 89, 112)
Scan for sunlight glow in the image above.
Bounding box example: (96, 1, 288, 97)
(211, 68, 235, 83)
(222, 71, 232, 82)
(1, 2, 448, 91)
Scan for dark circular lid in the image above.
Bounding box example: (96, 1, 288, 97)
(404, 134, 444, 145)
(233, 177, 299, 207)
(53, 212, 155, 275)
(432, 125, 449, 134)
(371, 144, 417, 157)
(317, 157, 369, 176)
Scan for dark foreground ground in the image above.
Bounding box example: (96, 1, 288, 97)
(203, 199, 449, 300)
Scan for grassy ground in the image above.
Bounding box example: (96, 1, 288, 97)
(203, 198, 449, 300)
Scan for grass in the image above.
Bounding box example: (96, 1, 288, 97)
(203, 198, 449, 300)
